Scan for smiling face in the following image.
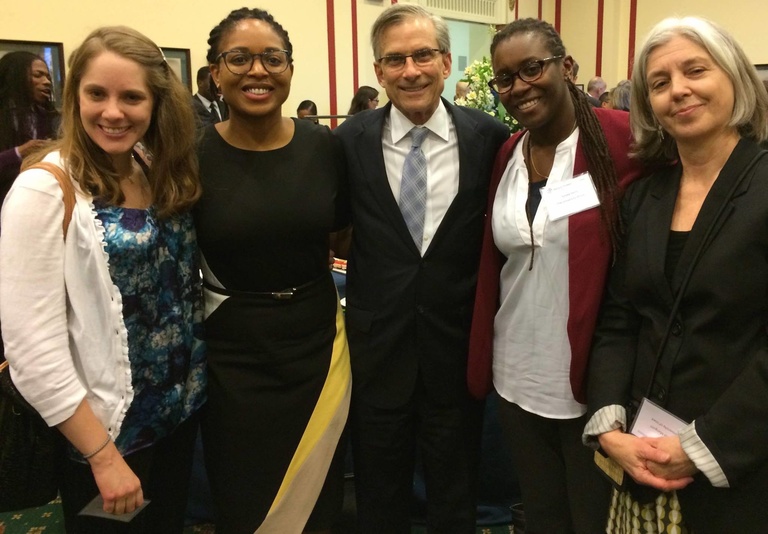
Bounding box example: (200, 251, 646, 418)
(210, 18, 293, 120)
(491, 32, 571, 133)
(645, 35, 736, 148)
(374, 16, 451, 125)
(78, 51, 153, 167)
(30, 59, 52, 105)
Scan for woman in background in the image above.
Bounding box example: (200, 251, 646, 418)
(0, 51, 59, 208)
(297, 99, 318, 123)
(196, 8, 350, 533)
(467, 18, 643, 533)
(0, 26, 204, 533)
(585, 16, 768, 532)
(346, 85, 379, 115)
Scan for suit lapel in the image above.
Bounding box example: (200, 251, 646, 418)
(670, 139, 760, 293)
(354, 104, 420, 252)
(644, 169, 679, 307)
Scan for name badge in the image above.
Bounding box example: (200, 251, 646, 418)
(629, 397, 687, 438)
(540, 172, 600, 221)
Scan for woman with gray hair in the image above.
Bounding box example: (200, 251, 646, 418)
(584, 16, 768, 532)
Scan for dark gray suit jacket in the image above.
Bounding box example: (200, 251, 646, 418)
(334, 99, 508, 408)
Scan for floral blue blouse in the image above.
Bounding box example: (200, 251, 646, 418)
(94, 201, 206, 456)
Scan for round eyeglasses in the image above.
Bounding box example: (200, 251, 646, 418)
(376, 48, 442, 71)
(488, 55, 564, 94)
(216, 49, 292, 75)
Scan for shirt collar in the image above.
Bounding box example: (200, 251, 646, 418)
(196, 93, 214, 107)
(388, 99, 450, 144)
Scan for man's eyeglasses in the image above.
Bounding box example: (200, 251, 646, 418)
(376, 48, 442, 70)
(216, 49, 292, 75)
(488, 56, 564, 94)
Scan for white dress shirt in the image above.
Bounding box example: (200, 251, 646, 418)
(382, 101, 459, 255)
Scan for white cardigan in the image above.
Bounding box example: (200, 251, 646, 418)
(0, 151, 132, 438)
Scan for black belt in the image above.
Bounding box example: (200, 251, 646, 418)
(203, 273, 326, 301)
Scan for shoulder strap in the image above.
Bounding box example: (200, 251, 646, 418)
(27, 162, 76, 239)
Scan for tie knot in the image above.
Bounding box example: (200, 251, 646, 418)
(410, 127, 429, 149)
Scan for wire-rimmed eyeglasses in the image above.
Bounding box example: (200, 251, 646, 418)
(216, 49, 292, 75)
(488, 56, 564, 94)
(376, 48, 442, 71)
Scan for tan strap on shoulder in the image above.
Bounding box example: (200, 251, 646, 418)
(27, 162, 76, 239)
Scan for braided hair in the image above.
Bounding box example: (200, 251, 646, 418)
(206, 8, 293, 64)
(492, 18, 624, 257)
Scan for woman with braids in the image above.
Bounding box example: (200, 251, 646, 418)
(467, 18, 643, 532)
(0, 51, 59, 215)
(0, 26, 204, 532)
(195, 7, 350, 533)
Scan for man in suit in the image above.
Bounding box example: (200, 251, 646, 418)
(334, 5, 508, 532)
(586, 75, 606, 108)
(192, 66, 227, 127)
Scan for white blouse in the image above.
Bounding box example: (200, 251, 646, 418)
(491, 128, 586, 419)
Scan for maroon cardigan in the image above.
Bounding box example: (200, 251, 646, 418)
(467, 108, 644, 403)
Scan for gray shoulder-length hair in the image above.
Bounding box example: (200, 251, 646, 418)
(630, 16, 768, 162)
(370, 4, 450, 60)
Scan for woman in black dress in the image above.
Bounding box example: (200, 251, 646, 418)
(194, 8, 350, 533)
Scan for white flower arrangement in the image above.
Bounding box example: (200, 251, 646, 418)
(455, 57, 521, 133)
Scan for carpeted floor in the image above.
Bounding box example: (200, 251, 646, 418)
(0, 497, 515, 534)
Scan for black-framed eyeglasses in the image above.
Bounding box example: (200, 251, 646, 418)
(376, 48, 442, 70)
(216, 49, 292, 75)
(488, 55, 564, 94)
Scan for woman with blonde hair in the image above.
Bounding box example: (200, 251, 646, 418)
(0, 25, 204, 533)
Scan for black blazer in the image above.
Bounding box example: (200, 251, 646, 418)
(588, 138, 768, 531)
(334, 100, 508, 408)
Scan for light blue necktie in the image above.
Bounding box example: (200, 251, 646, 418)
(399, 127, 429, 249)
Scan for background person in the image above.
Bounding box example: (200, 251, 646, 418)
(609, 79, 631, 111)
(195, 8, 350, 533)
(297, 99, 318, 123)
(334, 5, 508, 532)
(0, 26, 204, 533)
(467, 17, 643, 533)
(586, 75, 606, 107)
(192, 65, 227, 127)
(585, 16, 768, 532)
(347, 85, 379, 115)
(0, 51, 59, 208)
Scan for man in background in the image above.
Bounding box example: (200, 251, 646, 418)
(586, 75, 606, 107)
(192, 66, 227, 127)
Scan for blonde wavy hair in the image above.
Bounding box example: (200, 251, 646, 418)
(26, 26, 200, 217)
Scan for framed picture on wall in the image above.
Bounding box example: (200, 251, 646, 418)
(162, 47, 192, 92)
(754, 64, 768, 83)
(575, 83, 585, 92)
(0, 39, 65, 109)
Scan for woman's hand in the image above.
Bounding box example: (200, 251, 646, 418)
(56, 400, 143, 514)
(645, 435, 698, 480)
(87, 442, 144, 514)
(598, 429, 694, 491)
